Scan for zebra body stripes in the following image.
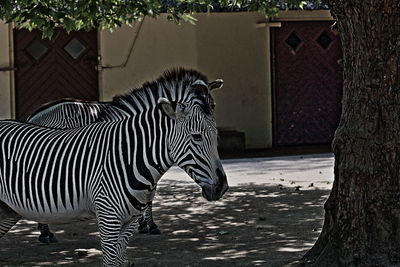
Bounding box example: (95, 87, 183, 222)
(28, 99, 161, 240)
(0, 69, 228, 266)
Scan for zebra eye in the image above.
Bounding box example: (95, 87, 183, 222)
(192, 133, 203, 142)
(178, 103, 187, 111)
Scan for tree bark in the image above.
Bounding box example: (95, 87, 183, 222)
(303, 1, 400, 266)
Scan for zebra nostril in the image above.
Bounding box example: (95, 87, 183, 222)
(215, 168, 227, 191)
(216, 168, 227, 183)
(216, 168, 223, 178)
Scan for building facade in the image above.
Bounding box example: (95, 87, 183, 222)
(0, 10, 341, 149)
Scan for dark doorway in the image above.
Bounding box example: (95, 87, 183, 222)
(14, 29, 99, 120)
(272, 21, 343, 146)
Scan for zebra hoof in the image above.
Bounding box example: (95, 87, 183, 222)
(38, 235, 51, 244)
(149, 228, 161, 235)
(48, 233, 58, 243)
(138, 225, 149, 234)
(38, 233, 57, 244)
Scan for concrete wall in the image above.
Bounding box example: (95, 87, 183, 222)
(100, 13, 272, 149)
(0, 22, 13, 119)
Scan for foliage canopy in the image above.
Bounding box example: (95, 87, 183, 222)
(0, 0, 312, 37)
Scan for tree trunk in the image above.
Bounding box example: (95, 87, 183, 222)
(303, 1, 400, 266)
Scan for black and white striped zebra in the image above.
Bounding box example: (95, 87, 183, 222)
(27, 100, 157, 242)
(0, 68, 228, 266)
(28, 77, 223, 241)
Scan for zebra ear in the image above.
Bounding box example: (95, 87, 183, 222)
(158, 98, 176, 119)
(208, 79, 223, 91)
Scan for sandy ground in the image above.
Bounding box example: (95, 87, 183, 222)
(0, 153, 334, 266)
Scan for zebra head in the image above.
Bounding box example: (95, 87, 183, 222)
(158, 77, 228, 201)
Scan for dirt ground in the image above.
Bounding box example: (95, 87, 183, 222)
(0, 154, 334, 267)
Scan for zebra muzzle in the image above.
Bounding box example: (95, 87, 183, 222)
(201, 168, 228, 201)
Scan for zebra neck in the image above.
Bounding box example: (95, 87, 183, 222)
(110, 85, 177, 185)
(119, 108, 174, 186)
(110, 114, 173, 211)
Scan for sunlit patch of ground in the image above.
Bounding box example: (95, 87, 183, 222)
(0, 153, 334, 266)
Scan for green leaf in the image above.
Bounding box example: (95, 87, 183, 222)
(181, 14, 197, 25)
(64, 17, 75, 32)
(42, 27, 54, 39)
(31, 17, 45, 27)
(0, 0, 308, 33)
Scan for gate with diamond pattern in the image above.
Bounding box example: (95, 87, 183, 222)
(272, 21, 343, 146)
(14, 29, 98, 121)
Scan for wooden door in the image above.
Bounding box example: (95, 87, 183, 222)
(14, 29, 99, 121)
(272, 21, 343, 146)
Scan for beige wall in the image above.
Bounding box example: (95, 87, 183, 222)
(100, 13, 272, 149)
(0, 22, 13, 119)
(99, 17, 197, 100)
(195, 13, 272, 149)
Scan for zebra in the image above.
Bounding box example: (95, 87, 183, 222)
(0, 68, 228, 266)
(27, 100, 158, 242)
(27, 76, 222, 242)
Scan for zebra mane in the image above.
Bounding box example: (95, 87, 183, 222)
(105, 68, 214, 118)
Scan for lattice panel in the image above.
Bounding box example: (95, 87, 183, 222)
(14, 29, 99, 121)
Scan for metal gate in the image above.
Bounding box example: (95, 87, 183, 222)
(14, 29, 98, 120)
(272, 21, 343, 146)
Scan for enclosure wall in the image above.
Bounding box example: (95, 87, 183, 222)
(0, 11, 333, 148)
(99, 13, 272, 149)
(0, 21, 13, 119)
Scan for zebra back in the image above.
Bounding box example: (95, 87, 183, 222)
(27, 99, 128, 128)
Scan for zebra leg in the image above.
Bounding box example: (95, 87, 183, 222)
(137, 202, 160, 234)
(137, 214, 148, 234)
(98, 213, 139, 267)
(97, 205, 135, 266)
(145, 202, 160, 235)
(0, 201, 22, 238)
(98, 217, 122, 266)
(38, 223, 57, 244)
(115, 220, 137, 267)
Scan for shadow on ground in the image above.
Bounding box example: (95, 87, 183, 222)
(0, 181, 330, 266)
